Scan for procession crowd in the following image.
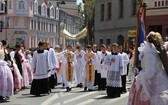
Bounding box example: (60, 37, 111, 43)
(0, 31, 168, 105)
(0, 39, 133, 102)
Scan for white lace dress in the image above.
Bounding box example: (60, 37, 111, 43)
(128, 42, 168, 105)
(0, 50, 14, 97)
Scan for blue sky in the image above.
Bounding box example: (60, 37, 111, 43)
(77, 0, 83, 5)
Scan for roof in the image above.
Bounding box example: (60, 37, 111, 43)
(59, 7, 81, 18)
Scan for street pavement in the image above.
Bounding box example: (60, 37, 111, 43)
(0, 83, 131, 105)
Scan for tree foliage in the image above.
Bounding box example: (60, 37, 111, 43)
(83, 0, 95, 22)
(83, 0, 95, 44)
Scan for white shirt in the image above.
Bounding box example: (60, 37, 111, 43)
(32, 50, 50, 79)
(119, 52, 129, 75)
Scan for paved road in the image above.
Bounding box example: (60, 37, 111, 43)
(0, 84, 130, 105)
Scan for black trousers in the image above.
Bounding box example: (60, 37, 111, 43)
(106, 86, 121, 98)
(49, 73, 57, 89)
(96, 73, 101, 87)
(121, 75, 127, 93)
(94, 70, 98, 86)
(98, 78, 106, 90)
(30, 78, 50, 95)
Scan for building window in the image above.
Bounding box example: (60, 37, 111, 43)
(158, 1, 161, 6)
(30, 1, 33, 10)
(132, 0, 136, 15)
(18, 0, 25, 9)
(119, 0, 124, 18)
(41, 22, 43, 31)
(38, 21, 40, 30)
(106, 39, 111, 45)
(52, 24, 54, 32)
(50, 6, 55, 18)
(34, 0, 38, 14)
(34, 20, 36, 30)
(46, 23, 48, 31)
(50, 24, 52, 32)
(117, 35, 124, 46)
(107, 2, 111, 20)
(43, 23, 46, 31)
(162, 1, 164, 6)
(100, 39, 103, 45)
(100, 4, 104, 21)
(56, 7, 59, 20)
(9, 1, 12, 9)
(154, 1, 157, 7)
(31, 20, 33, 29)
(0, 2, 5, 13)
(166, 0, 168, 6)
(42, 3, 47, 16)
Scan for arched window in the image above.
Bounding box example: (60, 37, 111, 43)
(56, 7, 59, 20)
(42, 3, 47, 16)
(34, 0, 38, 14)
(117, 35, 124, 46)
(9, 1, 12, 9)
(18, 0, 25, 9)
(50, 6, 55, 18)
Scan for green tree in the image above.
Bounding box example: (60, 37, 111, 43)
(83, 0, 95, 45)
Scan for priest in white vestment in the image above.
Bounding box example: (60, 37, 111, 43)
(30, 42, 51, 96)
(97, 44, 109, 90)
(84, 45, 96, 91)
(44, 42, 59, 90)
(118, 45, 129, 93)
(104, 43, 123, 98)
(74, 43, 85, 88)
(60, 45, 77, 92)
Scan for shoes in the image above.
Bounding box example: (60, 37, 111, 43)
(76, 83, 83, 88)
(5, 97, 10, 100)
(0, 96, 7, 102)
(84, 87, 87, 91)
(49, 89, 52, 93)
(62, 83, 65, 87)
(79, 83, 83, 88)
(98, 87, 101, 90)
(66, 87, 71, 92)
(76, 84, 80, 87)
(35, 94, 41, 97)
(88, 89, 94, 91)
(0, 96, 10, 102)
(102, 88, 106, 90)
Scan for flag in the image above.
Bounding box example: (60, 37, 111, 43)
(138, 5, 145, 46)
(133, 3, 146, 72)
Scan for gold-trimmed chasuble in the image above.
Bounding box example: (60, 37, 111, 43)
(65, 52, 74, 82)
(85, 52, 95, 82)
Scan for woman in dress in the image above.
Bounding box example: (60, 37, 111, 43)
(128, 32, 168, 105)
(7, 45, 22, 93)
(0, 42, 14, 102)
